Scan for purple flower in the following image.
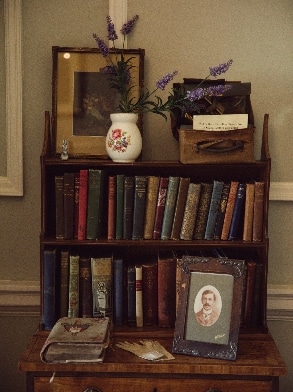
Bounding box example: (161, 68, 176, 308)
(101, 65, 117, 75)
(121, 15, 139, 35)
(186, 87, 206, 101)
(93, 34, 109, 57)
(156, 71, 178, 90)
(106, 16, 118, 41)
(206, 84, 232, 96)
(209, 59, 233, 77)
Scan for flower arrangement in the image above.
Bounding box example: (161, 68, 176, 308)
(93, 15, 233, 119)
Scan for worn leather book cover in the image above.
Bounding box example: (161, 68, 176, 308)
(221, 181, 239, 240)
(152, 177, 169, 239)
(43, 248, 57, 330)
(143, 176, 160, 239)
(55, 175, 64, 239)
(123, 176, 135, 240)
(107, 175, 116, 240)
(132, 176, 148, 240)
(142, 262, 158, 326)
(213, 182, 230, 239)
(252, 181, 265, 241)
(193, 182, 213, 240)
(67, 254, 80, 318)
(157, 251, 177, 328)
(170, 177, 190, 240)
(40, 317, 111, 363)
(115, 174, 125, 240)
(243, 182, 255, 241)
(91, 256, 113, 318)
(77, 169, 88, 240)
(86, 169, 104, 240)
(79, 256, 93, 318)
(113, 258, 124, 326)
(204, 180, 224, 240)
(228, 183, 246, 240)
(180, 182, 201, 240)
(59, 249, 69, 318)
(63, 172, 75, 240)
(161, 176, 180, 240)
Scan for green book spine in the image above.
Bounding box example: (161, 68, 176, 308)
(86, 169, 104, 240)
(132, 176, 148, 240)
(161, 176, 180, 240)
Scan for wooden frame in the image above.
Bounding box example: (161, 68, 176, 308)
(0, 0, 23, 196)
(173, 256, 245, 361)
(51, 47, 144, 157)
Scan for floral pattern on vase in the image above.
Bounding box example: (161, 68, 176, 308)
(107, 128, 131, 154)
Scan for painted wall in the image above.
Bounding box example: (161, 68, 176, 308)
(0, 1, 292, 390)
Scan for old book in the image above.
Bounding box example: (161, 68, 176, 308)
(86, 169, 104, 240)
(152, 177, 169, 239)
(161, 176, 180, 240)
(107, 175, 116, 240)
(243, 182, 255, 241)
(228, 183, 246, 240)
(135, 265, 143, 327)
(77, 169, 89, 241)
(170, 177, 190, 240)
(142, 262, 158, 326)
(43, 248, 57, 330)
(91, 256, 113, 318)
(63, 172, 75, 240)
(132, 176, 148, 240)
(204, 180, 224, 240)
(221, 181, 239, 241)
(79, 256, 93, 318)
(123, 176, 135, 240)
(143, 176, 160, 239)
(59, 249, 69, 318)
(113, 258, 124, 326)
(40, 317, 111, 363)
(127, 265, 136, 326)
(115, 174, 125, 240)
(157, 251, 177, 328)
(193, 182, 213, 240)
(252, 181, 265, 241)
(180, 182, 201, 240)
(55, 176, 64, 239)
(67, 254, 80, 318)
(243, 259, 257, 327)
(73, 172, 80, 239)
(213, 182, 230, 240)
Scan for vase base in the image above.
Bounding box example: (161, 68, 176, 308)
(111, 159, 136, 163)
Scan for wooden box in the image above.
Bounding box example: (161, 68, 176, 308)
(179, 127, 255, 164)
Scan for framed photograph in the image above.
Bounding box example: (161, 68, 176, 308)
(51, 47, 144, 157)
(173, 256, 245, 361)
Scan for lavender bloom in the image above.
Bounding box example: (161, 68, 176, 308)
(186, 87, 206, 101)
(101, 65, 117, 75)
(93, 34, 110, 57)
(156, 71, 178, 90)
(206, 84, 232, 96)
(209, 59, 233, 77)
(106, 16, 118, 41)
(121, 15, 139, 35)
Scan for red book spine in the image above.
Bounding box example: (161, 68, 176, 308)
(78, 170, 88, 240)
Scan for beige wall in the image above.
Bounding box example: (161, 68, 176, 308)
(0, 0, 292, 390)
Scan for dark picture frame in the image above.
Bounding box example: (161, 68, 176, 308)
(173, 256, 245, 361)
(51, 47, 145, 157)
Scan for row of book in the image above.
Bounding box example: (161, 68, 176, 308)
(43, 248, 262, 331)
(55, 169, 265, 242)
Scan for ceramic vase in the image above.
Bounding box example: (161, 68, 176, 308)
(105, 113, 142, 162)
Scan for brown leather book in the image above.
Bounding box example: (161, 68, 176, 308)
(243, 182, 255, 241)
(143, 176, 160, 239)
(63, 172, 75, 240)
(79, 256, 93, 318)
(170, 177, 190, 240)
(142, 262, 158, 326)
(107, 175, 116, 240)
(132, 176, 148, 240)
(55, 175, 64, 239)
(152, 177, 169, 239)
(193, 182, 213, 240)
(123, 176, 135, 240)
(157, 251, 177, 327)
(220, 181, 239, 241)
(180, 182, 201, 240)
(252, 181, 265, 241)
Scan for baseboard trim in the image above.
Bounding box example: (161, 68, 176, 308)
(0, 280, 292, 320)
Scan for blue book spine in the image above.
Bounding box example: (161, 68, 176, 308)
(228, 183, 246, 240)
(43, 248, 57, 330)
(204, 180, 224, 240)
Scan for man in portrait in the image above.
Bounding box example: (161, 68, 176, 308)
(195, 289, 220, 327)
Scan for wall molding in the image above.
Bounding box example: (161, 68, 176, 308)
(0, 280, 292, 321)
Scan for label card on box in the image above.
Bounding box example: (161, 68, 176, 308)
(193, 114, 248, 131)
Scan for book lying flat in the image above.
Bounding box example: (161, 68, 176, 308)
(40, 317, 111, 363)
